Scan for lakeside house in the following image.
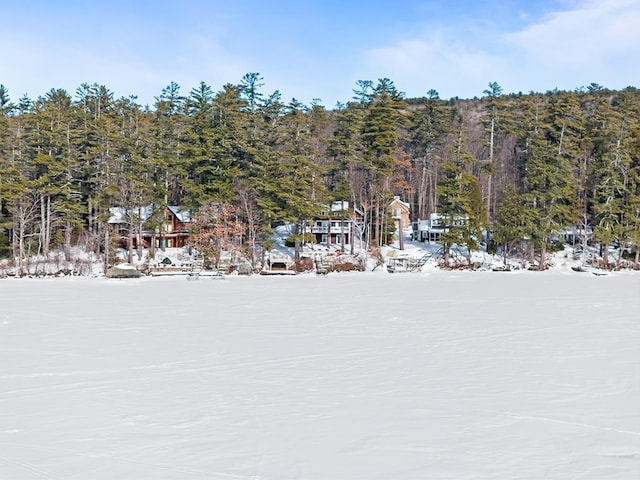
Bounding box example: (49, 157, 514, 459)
(411, 213, 467, 243)
(108, 205, 191, 249)
(388, 196, 411, 237)
(306, 201, 364, 248)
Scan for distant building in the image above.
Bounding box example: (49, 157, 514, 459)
(108, 205, 191, 249)
(388, 196, 411, 236)
(551, 225, 593, 245)
(306, 201, 364, 246)
(411, 213, 466, 243)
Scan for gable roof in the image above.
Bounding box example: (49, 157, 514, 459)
(108, 206, 153, 224)
(389, 196, 410, 210)
(108, 206, 191, 224)
(316, 201, 364, 217)
(168, 206, 191, 223)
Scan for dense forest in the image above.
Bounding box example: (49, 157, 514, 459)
(0, 75, 639, 273)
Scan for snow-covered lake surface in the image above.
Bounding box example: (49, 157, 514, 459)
(1, 270, 639, 479)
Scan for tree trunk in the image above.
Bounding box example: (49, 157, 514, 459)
(294, 238, 300, 261)
(88, 198, 94, 244)
(137, 207, 144, 260)
(64, 221, 72, 262)
(616, 246, 623, 269)
(15, 205, 25, 277)
(487, 117, 494, 219)
(40, 193, 47, 256)
(529, 242, 535, 265)
(128, 229, 134, 264)
(39, 194, 51, 257)
(294, 221, 301, 261)
(418, 159, 427, 220)
(103, 226, 110, 274)
(350, 218, 355, 255)
(539, 243, 546, 270)
(374, 198, 380, 247)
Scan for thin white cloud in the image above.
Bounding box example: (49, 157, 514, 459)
(360, 0, 640, 98)
(361, 30, 505, 99)
(506, 0, 640, 67)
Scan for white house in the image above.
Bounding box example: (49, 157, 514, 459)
(307, 201, 364, 247)
(411, 213, 466, 243)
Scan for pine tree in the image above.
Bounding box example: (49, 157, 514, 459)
(360, 78, 406, 246)
(151, 82, 186, 207)
(406, 94, 452, 218)
(274, 99, 325, 259)
(0, 85, 15, 247)
(437, 123, 487, 266)
(31, 88, 84, 259)
(181, 83, 241, 208)
(481, 81, 503, 219)
(493, 183, 527, 265)
(586, 88, 640, 267)
(520, 93, 579, 268)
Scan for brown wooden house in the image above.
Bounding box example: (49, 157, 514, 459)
(108, 206, 191, 250)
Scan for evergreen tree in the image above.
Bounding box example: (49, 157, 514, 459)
(74, 83, 119, 268)
(152, 81, 186, 207)
(493, 183, 528, 265)
(437, 123, 487, 266)
(0, 85, 19, 258)
(273, 99, 325, 259)
(361, 78, 406, 246)
(181, 83, 241, 208)
(406, 94, 452, 218)
(1, 76, 639, 272)
(588, 89, 636, 267)
(481, 81, 503, 219)
(519, 93, 578, 268)
(31, 88, 84, 258)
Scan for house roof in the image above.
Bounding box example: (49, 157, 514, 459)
(108, 206, 153, 224)
(317, 201, 363, 217)
(108, 206, 191, 224)
(389, 196, 410, 210)
(168, 206, 191, 223)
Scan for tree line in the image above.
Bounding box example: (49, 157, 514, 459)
(0, 76, 638, 273)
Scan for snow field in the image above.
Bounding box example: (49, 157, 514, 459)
(0, 271, 638, 479)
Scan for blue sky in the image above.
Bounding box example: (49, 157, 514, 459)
(2, 0, 638, 108)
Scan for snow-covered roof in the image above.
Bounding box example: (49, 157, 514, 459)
(168, 206, 191, 223)
(108, 206, 153, 224)
(389, 196, 410, 210)
(108, 206, 190, 224)
(316, 201, 363, 216)
(329, 201, 350, 212)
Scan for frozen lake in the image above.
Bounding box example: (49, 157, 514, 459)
(1, 270, 639, 479)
